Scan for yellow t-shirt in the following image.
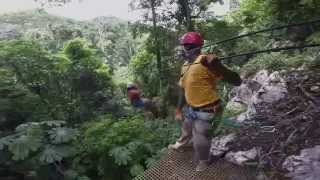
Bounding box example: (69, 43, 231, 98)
(179, 55, 222, 107)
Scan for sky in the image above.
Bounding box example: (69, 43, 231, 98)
(0, 0, 229, 21)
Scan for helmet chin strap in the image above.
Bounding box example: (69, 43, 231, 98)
(184, 47, 202, 62)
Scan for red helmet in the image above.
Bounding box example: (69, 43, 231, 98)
(180, 32, 204, 46)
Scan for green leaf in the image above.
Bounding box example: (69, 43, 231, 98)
(15, 122, 40, 132)
(40, 145, 63, 163)
(130, 164, 144, 177)
(40, 120, 66, 127)
(8, 135, 42, 161)
(109, 146, 132, 166)
(49, 127, 78, 144)
(40, 145, 74, 163)
(307, 32, 320, 43)
(64, 169, 78, 179)
(145, 158, 156, 168)
(0, 99, 11, 111)
(0, 136, 13, 150)
(55, 145, 76, 158)
(299, 0, 312, 5)
(78, 176, 91, 180)
(127, 141, 142, 152)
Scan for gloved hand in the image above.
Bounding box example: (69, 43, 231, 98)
(200, 54, 219, 67)
(175, 108, 183, 122)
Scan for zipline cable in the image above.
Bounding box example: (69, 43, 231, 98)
(160, 43, 320, 70)
(159, 19, 320, 69)
(203, 18, 320, 49)
(219, 43, 320, 61)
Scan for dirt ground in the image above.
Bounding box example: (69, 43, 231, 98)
(229, 70, 320, 179)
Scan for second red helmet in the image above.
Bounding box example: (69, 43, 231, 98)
(180, 32, 204, 46)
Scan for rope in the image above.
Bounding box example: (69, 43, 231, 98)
(160, 43, 320, 71)
(157, 19, 320, 70)
(219, 43, 320, 61)
(203, 18, 320, 48)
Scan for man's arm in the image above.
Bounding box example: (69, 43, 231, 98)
(177, 87, 186, 109)
(201, 54, 242, 86)
(175, 87, 186, 121)
(212, 61, 242, 86)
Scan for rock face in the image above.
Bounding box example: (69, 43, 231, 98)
(212, 70, 289, 166)
(210, 134, 258, 166)
(210, 134, 236, 157)
(225, 148, 258, 166)
(227, 70, 287, 123)
(221, 70, 320, 179)
(252, 71, 287, 104)
(282, 146, 320, 180)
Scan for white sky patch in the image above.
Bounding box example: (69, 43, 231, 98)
(208, 0, 230, 16)
(0, 0, 40, 12)
(0, 0, 229, 21)
(0, 0, 140, 21)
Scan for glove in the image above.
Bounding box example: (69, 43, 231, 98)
(200, 54, 219, 67)
(175, 108, 183, 122)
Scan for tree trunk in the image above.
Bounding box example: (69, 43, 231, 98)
(150, 0, 163, 95)
(178, 0, 194, 31)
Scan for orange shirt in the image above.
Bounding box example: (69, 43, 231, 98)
(179, 55, 222, 107)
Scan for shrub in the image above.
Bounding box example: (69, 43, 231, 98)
(73, 115, 180, 180)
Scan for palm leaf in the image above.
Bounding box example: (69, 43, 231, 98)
(40, 120, 66, 127)
(49, 127, 78, 144)
(0, 136, 14, 150)
(109, 146, 132, 166)
(40, 145, 74, 163)
(8, 135, 42, 160)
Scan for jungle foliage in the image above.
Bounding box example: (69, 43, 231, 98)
(1, 0, 320, 179)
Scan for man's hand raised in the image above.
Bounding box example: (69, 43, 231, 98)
(200, 54, 219, 67)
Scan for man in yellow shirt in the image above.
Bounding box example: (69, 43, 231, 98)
(169, 32, 242, 171)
